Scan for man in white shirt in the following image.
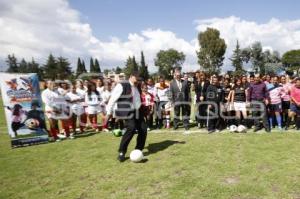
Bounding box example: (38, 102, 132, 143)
(106, 72, 147, 162)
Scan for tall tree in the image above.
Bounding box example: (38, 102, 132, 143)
(94, 58, 101, 73)
(6, 54, 19, 73)
(115, 66, 122, 74)
(82, 60, 87, 73)
(28, 58, 42, 79)
(139, 51, 149, 80)
(282, 49, 300, 74)
(197, 28, 227, 75)
(43, 54, 57, 80)
(56, 56, 72, 79)
(154, 49, 185, 79)
(230, 40, 245, 76)
(76, 57, 82, 75)
(124, 56, 139, 78)
(18, 58, 28, 73)
(250, 42, 265, 74)
(89, 57, 95, 72)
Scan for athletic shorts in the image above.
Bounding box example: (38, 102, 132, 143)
(234, 102, 246, 111)
(269, 103, 282, 112)
(282, 101, 290, 110)
(290, 103, 300, 115)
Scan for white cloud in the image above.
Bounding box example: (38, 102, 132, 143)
(195, 16, 300, 70)
(0, 1, 300, 73)
(0, 0, 197, 72)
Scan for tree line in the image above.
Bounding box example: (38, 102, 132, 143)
(4, 27, 300, 80)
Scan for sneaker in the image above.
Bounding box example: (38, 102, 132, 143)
(253, 128, 262, 132)
(197, 123, 201, 129)
(208, 130, 215, 134)
(68, 135, 75, 139)
(285, 126, 289, 131)
(57, 134, 66, 139)
(265, 128, 271, 133)
(103, 128, 109, 133)
(118, 153, 126, 162)
(147, 128, 151, 131)
(55, 138, 62, 142)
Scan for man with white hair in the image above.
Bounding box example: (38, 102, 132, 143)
(169, 69, 191, 132)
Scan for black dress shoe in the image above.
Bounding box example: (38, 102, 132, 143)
(208, 130, 215, 134)
(117, 153, 126, 162)
(253, 128, 261, 132)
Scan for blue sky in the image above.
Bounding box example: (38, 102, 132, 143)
(70, 0, 300, 41)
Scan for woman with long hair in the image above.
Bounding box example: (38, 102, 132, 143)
(85, 81, 102, 132)
(194, 72, 210, 128)
(231, 77, 248, 127)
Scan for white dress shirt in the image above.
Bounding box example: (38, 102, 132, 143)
(106, 81, 141, 115)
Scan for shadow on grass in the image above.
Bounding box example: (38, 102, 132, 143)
(74, 132, 98, 138)
(144, 140, 186, 156)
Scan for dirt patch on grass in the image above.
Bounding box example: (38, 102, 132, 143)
(271, 185, 280, 193)
(292, 193, 300, 199)
(224, 176, 240, 185)
(126, 186, 137, 193)
(257, 164, 272, 172)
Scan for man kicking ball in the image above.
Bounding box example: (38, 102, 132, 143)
(106, 72, 147, 162)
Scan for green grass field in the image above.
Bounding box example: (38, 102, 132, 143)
(1, 100, 300, 198)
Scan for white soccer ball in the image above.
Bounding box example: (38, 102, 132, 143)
(229, 125, 237, 132)
(237, 125, 247, 133)
(130, 150, 144, 163)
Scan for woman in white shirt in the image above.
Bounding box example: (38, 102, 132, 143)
(42, 81, 67, 141)
(76, 79, 87, 130)
(101, 81, 113, 131)
(66, 83, 85, 134)
(85, 81, 102, 132)
(96, 78, 104, 94)
(57, 81, 69, 96)
(155, 77, 171, 129)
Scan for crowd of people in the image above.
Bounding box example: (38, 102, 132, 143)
(41, 69, 300, 142)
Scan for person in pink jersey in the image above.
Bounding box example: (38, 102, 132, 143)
(289, 78, 300, 130)
(267, 76, 285, 130)
(280, 75, 293, 129)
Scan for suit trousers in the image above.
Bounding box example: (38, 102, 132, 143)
(251, 100, 269, 130)
(119, 116, 147, 154)
(173, 103, 190, 129)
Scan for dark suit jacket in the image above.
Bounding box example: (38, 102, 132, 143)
(169, 79, 190, 103)
(194, 80, 210, 102)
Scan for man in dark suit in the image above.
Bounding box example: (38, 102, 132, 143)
(169, 69, 191, 131)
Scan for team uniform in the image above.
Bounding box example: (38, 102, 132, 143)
(85, 91, 102, 130)
(141, 92, 155, 130)
(155, 83, 171, 128)
(66, 91, 85, 132)
(268, 83, 285, 129)
(233, 85, 247, 111)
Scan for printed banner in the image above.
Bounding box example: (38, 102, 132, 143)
(0, 73, 48, 147)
